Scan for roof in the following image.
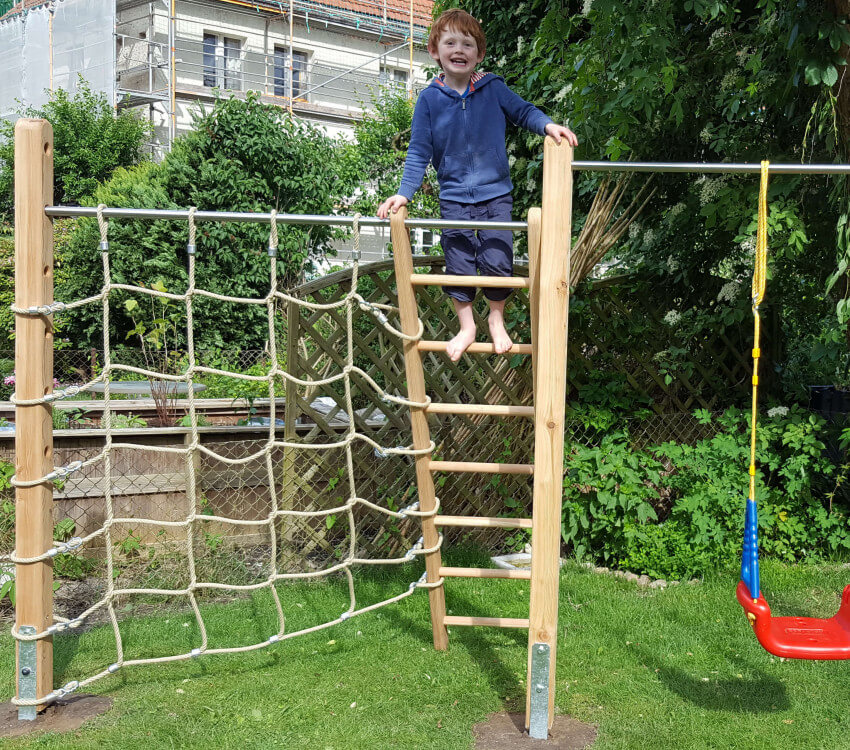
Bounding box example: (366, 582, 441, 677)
(0, 0, 49, 21)
(1, 0, 435, 33)
(305, 0, 433, 29)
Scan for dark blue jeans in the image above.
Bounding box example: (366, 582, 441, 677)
(440, 193, 513, 302)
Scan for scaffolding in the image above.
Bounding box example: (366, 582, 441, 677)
(1, 0, 430, 153)
(114, 0, 431, 153)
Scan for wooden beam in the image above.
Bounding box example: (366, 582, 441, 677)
(433, 515, 533, 530)
(390, 208, 448, 650)
(428, 460, 533, 475)
(410, 274, 530, 289)
(444, 615, 529, 628)
(425, 403, 534, 417)
(417, 340, 533, 355)
(14, 118, 55, 710)
(526, 138, 572, 733)
(440, 566, 531, 580)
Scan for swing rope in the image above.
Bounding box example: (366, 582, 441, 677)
(741, 160, 769, 603)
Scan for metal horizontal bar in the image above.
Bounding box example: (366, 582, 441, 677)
(572, 161, 850, 175)
(43, 206, 529, 231)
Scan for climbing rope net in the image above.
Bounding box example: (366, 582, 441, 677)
(5, 206, 443, 707)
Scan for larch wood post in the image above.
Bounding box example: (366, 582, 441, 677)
(389, 208, 448, 650)
(526, 139, 572, 733)
(14, 118, 55, 711)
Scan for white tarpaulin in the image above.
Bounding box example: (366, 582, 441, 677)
(0, 0, 114, 122)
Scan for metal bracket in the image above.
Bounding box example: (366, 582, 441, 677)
(528, 642, 551, 740)
(18, 625, 37, 722)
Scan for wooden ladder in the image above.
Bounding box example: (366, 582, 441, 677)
(389, 139, 572, 738)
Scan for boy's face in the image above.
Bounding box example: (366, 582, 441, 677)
(429, 27, 484, 78)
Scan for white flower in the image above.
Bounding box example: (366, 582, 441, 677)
(666, 255, 680, 272)
(516, 37, 525, 55)
(668, 203, 686, 220)
(507, 141, 516, 153)
(508, 155, 517, 167)
(739, 236, 756, 253)
(643, 229, 656, 247)
(663, 310, 682, 325)
(526, 178, 536, 192)
(582, 0, 593, 15)
(629, 223, 641, 239)
(717, 280, 741, 303)
(553, 85, 571, 103)
(699, 177, 726, 207)
(767, 406, 789, 418)
(495, 56, 507, 68)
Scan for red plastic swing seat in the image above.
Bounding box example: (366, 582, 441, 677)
(736, 581, 850, 660)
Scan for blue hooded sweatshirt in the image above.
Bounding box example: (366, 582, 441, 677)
(398, 72, 553, 204)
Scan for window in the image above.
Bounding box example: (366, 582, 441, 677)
(379, 66, 408, 91)
(203, 33, 242, 90)
(274, 48, 309, 98)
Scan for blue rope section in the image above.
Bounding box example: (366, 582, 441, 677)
(740, 496, 760, 599)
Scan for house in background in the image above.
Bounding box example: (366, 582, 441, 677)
(0, 0, 438, 263)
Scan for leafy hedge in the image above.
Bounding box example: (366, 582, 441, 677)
(562, 406, 850, 579)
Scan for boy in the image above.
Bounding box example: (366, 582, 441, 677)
(377, 8, 577, 362)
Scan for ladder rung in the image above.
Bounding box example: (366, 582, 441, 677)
(425, 403, 534, 417)
(429, 460, 533, 475)
(444, 615, 530, 628)
(417, 340, 533, 355)
(410, 274, 530, 289)
(440, 566, 531, 580)
(434, 515, 533, 529)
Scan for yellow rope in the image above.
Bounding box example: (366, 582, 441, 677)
(748, 161, 769, 503)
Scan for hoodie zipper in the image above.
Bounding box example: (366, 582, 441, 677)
(462, 92, 473, 201)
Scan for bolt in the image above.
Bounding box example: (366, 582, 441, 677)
(535, 683, 545, 693)
(20, 668, 31, 676)
(537, 645, 546, 653)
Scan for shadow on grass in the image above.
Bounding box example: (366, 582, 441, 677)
(635, 646, 789, 713)
(381, 586, 527, 707)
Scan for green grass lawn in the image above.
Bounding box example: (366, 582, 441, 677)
(1, 551, 849, 749)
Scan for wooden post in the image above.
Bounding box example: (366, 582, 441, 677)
(525, 139, 572, 735)
(390, 208, 448, 650)
(14, 118, 55, 712)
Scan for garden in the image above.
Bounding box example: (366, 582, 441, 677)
(1, 0, 850, 747)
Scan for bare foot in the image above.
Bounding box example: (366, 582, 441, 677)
(446, 327, 476, 362)
(488, 313, 513, 354)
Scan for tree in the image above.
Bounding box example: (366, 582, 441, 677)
(0, 82, 151, 223)
(342, 90, 440, 219)
(435, 0, 850, 392)
(58, 93, 356, 351)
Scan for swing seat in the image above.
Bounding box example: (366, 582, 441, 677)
(736, 581, 850, 660)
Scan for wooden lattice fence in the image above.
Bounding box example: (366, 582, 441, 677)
(282, 258, 757, 555)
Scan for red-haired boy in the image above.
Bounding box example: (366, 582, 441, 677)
(378, 9, 577, 361)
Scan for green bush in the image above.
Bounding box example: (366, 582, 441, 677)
(562, 406, 850, 579)
(561, 430, 662, 564)
(0, 82, 151, 222)
(58, 93, 354, 351)
(659, 407, 850, 564)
